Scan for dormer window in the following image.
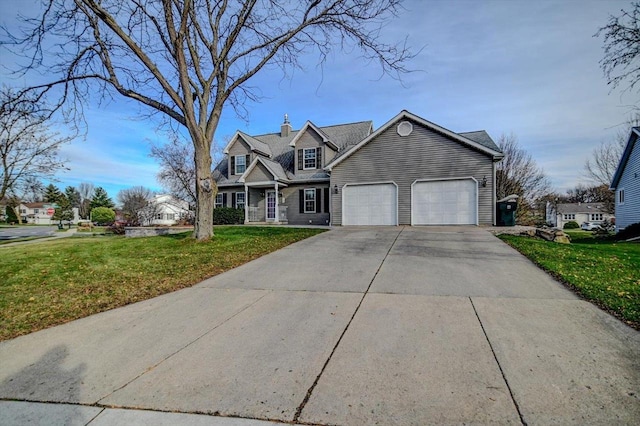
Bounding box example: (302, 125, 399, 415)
(304, 148, 317, 169)
(235, 155, 246, 174)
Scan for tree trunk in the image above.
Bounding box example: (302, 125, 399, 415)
(193, 137, 215, 240)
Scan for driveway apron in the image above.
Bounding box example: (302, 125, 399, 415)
(1, 226, 638, 426)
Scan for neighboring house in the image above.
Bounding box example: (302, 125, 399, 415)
(19, 202, 80, 225)
(610, 127, 640, 232)
(546, 202, 614, 229)
(145, 194, 192, 226)
(214, 110, 504, 226)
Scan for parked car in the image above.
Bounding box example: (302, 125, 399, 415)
(581, 222, 601, 231)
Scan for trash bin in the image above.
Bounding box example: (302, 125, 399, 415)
(58, 223, 64, 230)
(496, 195, 518, 227)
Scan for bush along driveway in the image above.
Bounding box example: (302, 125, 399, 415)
(499, 231, 640, 329)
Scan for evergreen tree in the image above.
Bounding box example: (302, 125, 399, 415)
(65, 186, 81, 209)
(53, 194, 74, 224)
(43, 184, 63, 203)
(5, 205, 18, 223)
(89, 187, 115, 210)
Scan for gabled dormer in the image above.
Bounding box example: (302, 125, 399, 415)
(288, 121, 339, 174)
(223, 131, 273, 178)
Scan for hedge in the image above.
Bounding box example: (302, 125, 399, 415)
(213, 207, 244, 225)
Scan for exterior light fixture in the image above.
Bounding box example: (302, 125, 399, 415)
(333, 184, 339, 194)
(482, 176, 488, 187)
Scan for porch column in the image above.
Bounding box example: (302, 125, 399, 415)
(274, 182, 279, 223)
(244, 184, 249, 224)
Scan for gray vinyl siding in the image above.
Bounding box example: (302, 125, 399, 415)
(245, 163, 273, 182)
(294, 129, 325, 176)
(282, 183, 330, 225)
(330, 119, 496, 226)
(247, 187, 264, 221)
(228, 138, 251, 177)
(615, 140, 640, 231)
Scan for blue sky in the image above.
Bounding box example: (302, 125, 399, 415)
(2, 0, 639, 201)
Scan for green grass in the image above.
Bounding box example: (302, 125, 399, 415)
(499, 233, 640, 328)
(0, 226, 325, 341)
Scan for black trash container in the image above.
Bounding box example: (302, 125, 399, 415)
(496, 200, 517, 226)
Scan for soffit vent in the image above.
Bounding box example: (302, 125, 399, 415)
(397, 121, 413, 137)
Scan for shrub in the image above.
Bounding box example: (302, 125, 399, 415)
(107, 223, 126, 235)
(616, 222, 640, 241)
(563, 221, 579, 229)
(91, 207, 115, 225)
(213, 207, 244, 225)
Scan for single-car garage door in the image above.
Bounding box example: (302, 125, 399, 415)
(412, 179, 477, 225)
(343, 183, 397, 225)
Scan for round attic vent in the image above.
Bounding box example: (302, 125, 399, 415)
(397, 121, 413, 137)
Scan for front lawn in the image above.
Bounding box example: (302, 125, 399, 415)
(0, 226, 325, 341)
(499, 234, 640, 328)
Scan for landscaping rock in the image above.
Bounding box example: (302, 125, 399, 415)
(535, 227, 570, 244)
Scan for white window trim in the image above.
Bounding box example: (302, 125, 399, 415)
(235, 192, 245, 209)
(215, 193, 224, 208)
(234, 155, 246, 175)
(618, 188, 625, 205)
(303, 148, 317, 170)
(304, 188, 316, 213)
(590, 213, 603, 221)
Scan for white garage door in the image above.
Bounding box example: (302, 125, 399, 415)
(412, 179, 477, 225)
(343, 183, 397, 225)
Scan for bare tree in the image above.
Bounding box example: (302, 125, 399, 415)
(2, 0, 413, 240)
(496, 133, 552, 223)
(0, 87, 72, 202)
(117, 185, 158, 226)
(77, 182, 94, 219)
(585, 114, 638, 185)
(150, 135, 197, 206)
(596, 2, 640, 94)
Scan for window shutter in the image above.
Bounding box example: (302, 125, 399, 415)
(245, 154, 250, 168)
(222, 193, 227, 207)
(299, 189, 304, 213)
(324, 188, 329, 213)
(232, 193, 236, 208)
(298, 149, 303, 170)
(230, 156, 236, 175)
(316, 188, 322, 213)
(316, 147, 322, 168)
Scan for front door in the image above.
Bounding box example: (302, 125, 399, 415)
(266, 190, 276, 220)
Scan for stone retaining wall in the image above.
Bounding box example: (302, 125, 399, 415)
(125, 226, 194, 238)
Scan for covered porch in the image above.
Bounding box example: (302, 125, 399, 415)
(244, 182, 288, 224)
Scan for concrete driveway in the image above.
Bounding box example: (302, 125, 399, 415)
(1, 226, 639, 425)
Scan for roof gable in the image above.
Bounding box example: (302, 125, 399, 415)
(238, 156, 289, 183)
(288, 121, 339, 150)
(325, 110, 504, 171)
(611, 127, 640, 189)
(223, 131, 272, 157)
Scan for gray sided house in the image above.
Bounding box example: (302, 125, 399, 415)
(214, 110, 503, 226)
(610, 127, 640, 232)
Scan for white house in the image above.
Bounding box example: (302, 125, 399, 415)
(145, 194, 192, 226)
(546, 202, 614, 229)
(610, 127, 640, 232)
(18, 202, 80, 225)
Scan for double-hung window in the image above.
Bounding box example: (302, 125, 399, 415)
(303, 148, 317, 169)
(563, 214, 574, 220)
(591, 213, 603, 221)
(234, 155, 246, 174)
(235, 192, 245, 209)
(304, 189, 316, 213)
(215, 193, 224, 208)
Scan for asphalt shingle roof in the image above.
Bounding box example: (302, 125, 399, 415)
(556, 203, 609, 214)
(458, 130, 501, 152)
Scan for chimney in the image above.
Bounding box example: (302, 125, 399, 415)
(281, 113, 291, 137)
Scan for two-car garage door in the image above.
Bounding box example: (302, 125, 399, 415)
(341, 179, 477, 225)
